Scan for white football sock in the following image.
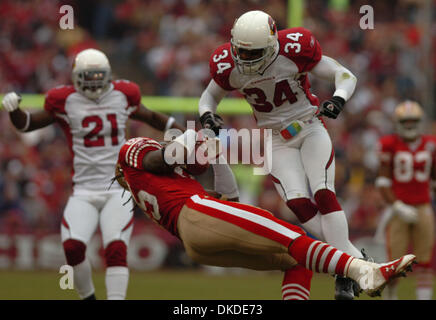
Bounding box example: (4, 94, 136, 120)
(416, 287, 433, 300)
(321, 211, 363, 258)
(73, 259, 95, 299)
(416, 267, 433, 300)
(106, 266, 129, 300)
(301, 213, 325, 241)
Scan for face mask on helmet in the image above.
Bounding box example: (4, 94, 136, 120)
(73, 69, 111, 100)
(230, 43, 273, 75)
(393, 101, 424, 141)
(396, 118, 422, 140)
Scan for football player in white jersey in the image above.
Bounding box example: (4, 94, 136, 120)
(198, 10, 363, 299)
(2, 48, 184, 300)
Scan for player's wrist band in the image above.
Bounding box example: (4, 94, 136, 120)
(165, 116, 176, 131)
(332, 89, 348, 102)
(19, 111, 30, 132)
(171, 129, 197, 164)
(331, 96, 345, 109)
(375, 176, 392, 188)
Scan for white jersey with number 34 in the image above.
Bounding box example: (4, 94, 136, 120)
(44, 80, 140, 193)
(209, 27, 322, 129)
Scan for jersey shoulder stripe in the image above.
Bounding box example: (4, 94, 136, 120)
(209, 43, 236, 91)
(278, 27, 322, 73)
(120, 137, 162, 170)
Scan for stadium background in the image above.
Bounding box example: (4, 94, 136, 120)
(0, 0, 435, 299)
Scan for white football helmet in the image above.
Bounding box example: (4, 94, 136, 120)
(230, 10, 279, 75)
(393, 100, 424, 141)
(72, 49, 111, 100)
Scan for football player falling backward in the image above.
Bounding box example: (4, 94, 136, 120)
(199, 10, 363, 299)
(1, 48, 184, 300)
(376, 101, 435, 300)
(115, 129, 416, 300)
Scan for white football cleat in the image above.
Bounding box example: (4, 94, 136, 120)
(363, 254, 416, 297)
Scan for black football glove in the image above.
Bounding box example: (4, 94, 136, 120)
(320, 96, 346, 119)
(199, 111, 224, 136)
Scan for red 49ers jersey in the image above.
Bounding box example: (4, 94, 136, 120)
(118, 137, 209, 236)
(44, 80, 140, 193)
(210, 27, 322, 129)
(378, 134, 436, 205)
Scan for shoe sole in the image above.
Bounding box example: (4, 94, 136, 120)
(366, 254, 416, 297)
(334, 292, 354, 300)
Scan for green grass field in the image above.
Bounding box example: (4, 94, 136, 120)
(0, 270, 430, 300)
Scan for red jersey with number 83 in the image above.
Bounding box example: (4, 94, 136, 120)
(210, 27, 322, 130)
(118, 137, 209, 236)
(44, 80, 140, 193)
(378, 134, 436, 205)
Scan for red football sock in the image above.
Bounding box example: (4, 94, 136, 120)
(288, 235, 353, 275)
(281, 265, 312, 300)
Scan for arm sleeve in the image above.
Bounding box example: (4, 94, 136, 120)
(310, 55, 357, 101)
(198, 79, 228, 116)
(212, 155, 239, 199)
(119, 138, 162, 170)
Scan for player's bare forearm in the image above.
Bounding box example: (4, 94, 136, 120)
(375, 164, 396, 204)
(142, 148, 176, 175)
(9, 108, 54, 132)
(130, 104, 185, 132)
(378, 186, 396, 205)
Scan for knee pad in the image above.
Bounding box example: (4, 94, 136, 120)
(314, 189, 342, 215)
(286, 198, 318, 223)
(63, 239, 86, 266)
(105, 240, 127, 267)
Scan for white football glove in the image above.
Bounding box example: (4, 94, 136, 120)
(2, 92, 21, 112)
(392, 200, 418, 223)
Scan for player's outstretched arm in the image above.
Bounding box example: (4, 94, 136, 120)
(130, 103, 185, 132)
(199, 80, 228, 136)
(2, 92, 54, 132)
(310, 56, 357, 119)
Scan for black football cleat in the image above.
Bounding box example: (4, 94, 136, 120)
(335, 275, 355, 300)
(83, 293, 97, 300)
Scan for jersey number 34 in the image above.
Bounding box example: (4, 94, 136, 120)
(243, 80, 298, 112)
